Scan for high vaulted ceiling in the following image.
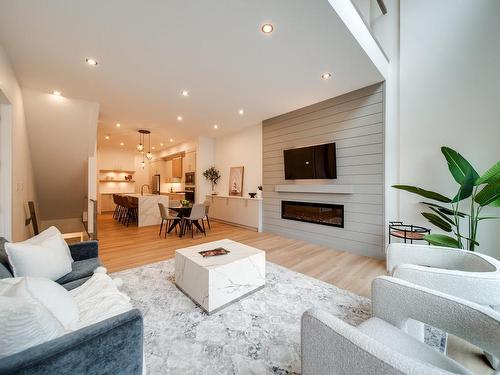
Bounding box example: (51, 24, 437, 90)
(0, 0, 383, 151)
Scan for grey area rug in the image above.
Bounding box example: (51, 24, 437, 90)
(113, 260, 443, 374)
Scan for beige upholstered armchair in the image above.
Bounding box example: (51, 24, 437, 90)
(301, 276, 500, 375)
(386, 242, 500, 369)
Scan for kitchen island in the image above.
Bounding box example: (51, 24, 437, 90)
(120, 193, 169, 227)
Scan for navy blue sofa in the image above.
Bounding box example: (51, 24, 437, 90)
(0, 238, 144, 375)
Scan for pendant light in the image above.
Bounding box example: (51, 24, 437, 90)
(137, 131, 144, 152)
(138, 129, 152, 168)
(146, 130, 153, 160)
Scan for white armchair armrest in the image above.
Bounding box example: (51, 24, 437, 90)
(301, 308, 445, 375)
(371, 276, 500, 359)
(386, 243, 500, 306)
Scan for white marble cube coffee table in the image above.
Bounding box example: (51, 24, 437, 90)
(174, 239, 265, 314)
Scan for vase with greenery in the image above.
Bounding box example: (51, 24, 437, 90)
(257, 185, 263, 198)
(203, 166, 221, 194)
(393, 146, 500, 250)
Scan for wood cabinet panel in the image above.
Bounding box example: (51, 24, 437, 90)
(172, 157, 182, 178)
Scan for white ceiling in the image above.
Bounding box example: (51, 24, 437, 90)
(0, 0, 383, 151)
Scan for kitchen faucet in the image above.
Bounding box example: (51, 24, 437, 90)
(141, 184, 151, 196)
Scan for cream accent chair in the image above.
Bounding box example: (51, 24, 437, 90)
(301, 276, 500, 375)
(386, 243, 500, 369)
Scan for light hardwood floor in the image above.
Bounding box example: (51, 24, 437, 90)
(98, 213, 385, 298)
(97, 213, 493, 374)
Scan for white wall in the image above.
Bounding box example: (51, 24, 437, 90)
(214, 124, 262, 197)
(370, 0, 400, 246)
(97, 147, 149, 194)
(0, 45, 37, 241)
(399, 0, 500, 258)
(196, 136, 215, 202)
(22, 88, 99, 221)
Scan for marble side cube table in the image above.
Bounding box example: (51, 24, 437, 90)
(175, 239, 265, 314)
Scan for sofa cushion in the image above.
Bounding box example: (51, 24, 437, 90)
(1, 277, 79, 330)
(23, 226, 73, 263)
(0, 289, 65, 358)
(61, 276, 92, 291)
(5, 234, 72, 280)
(56, 258, 102, 286)
(358, 317, 472, 375)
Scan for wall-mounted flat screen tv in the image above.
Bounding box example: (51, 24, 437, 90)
(283, 142, 337, 180)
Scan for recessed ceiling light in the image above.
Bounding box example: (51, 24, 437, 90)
(169, 138, 174, 142)
(238, 109, 244, 115)
(52, 90, 61, 96)
(321, 72, 332, 80)
(105, 135, 110, 140)
(181, 90, 189, 97)
(116, 123, 121, 127)
(261, 23, 274, 34)
(152, 146, 156, 150)
(85, 58, 98, 66)
(159, 142, 164, 146)
(177, 116, 183, 121)
(213, 124, 218, 129)
(119, 142, 124, 146)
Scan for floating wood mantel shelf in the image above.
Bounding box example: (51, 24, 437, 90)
(274, 185, 353, 194)
(99, 169, 136, 174)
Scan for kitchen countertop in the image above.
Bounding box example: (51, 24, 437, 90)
(100, 192, 134, 195)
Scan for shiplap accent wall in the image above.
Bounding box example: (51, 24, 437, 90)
(262, 83, 385, 259)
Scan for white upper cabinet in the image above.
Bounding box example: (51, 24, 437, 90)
(184, 151, 196, 173)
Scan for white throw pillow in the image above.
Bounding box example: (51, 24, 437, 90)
(5, 234, 72, 280)
(24, 226, 73, 263)
(69, 273, 132, 330)
(0, 295, 64, 358)
(0, 277, 79, 330)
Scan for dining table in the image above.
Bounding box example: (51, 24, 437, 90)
(167, 205, 204, 237)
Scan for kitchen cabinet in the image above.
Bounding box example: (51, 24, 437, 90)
(149, 160, 167, 178)
(165, 160, 173, 182)
(149, 160, 159, 176)
(183, 151, 196, 173)
(172, 157, 182, 178)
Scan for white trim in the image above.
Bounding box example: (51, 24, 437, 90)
(327, 0, 389, 78)
(0, 100, 13, 240)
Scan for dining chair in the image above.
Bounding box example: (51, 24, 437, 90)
(181, 203, 206, 238)
(158, 202, 180, 237)
(204, 200, 211, 230)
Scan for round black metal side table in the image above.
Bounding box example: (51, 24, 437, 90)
(389, 221, 431, 244)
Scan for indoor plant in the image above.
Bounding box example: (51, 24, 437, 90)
(203, 167, 221, 195)
(393, 146, 500, 250)
(257, 185, 263, 198)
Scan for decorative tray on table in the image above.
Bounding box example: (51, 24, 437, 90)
(198, 248, 230, 257)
